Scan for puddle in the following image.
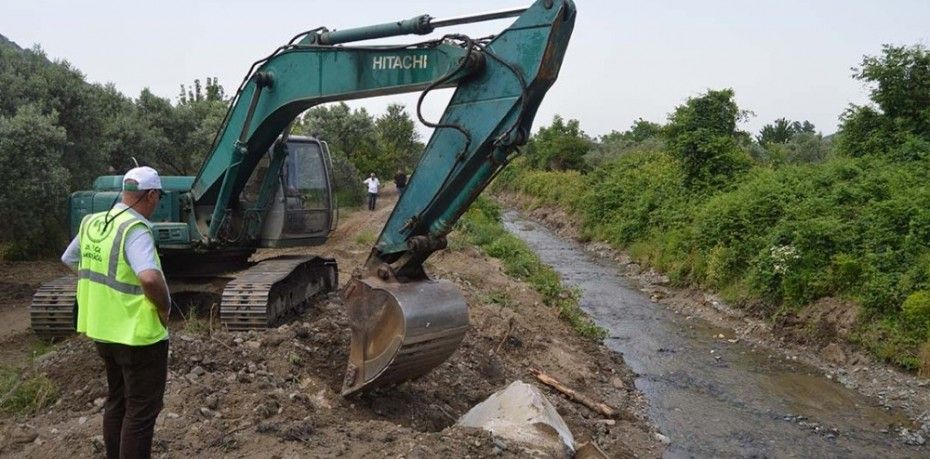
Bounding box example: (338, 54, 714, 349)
(502, 211, 921, 458)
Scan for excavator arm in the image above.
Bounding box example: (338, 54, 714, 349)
(188, 0, 576, 394)
(342, 1, 576, 395)
(189, 42, 476, 243)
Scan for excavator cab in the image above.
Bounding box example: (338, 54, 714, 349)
(258, 136, 336, 247)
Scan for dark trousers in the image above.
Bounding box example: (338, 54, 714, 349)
(95, 340, 169, 459)
(368, 192, 378, 210)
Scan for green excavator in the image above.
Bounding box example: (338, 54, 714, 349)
(31, 0, 576, 395)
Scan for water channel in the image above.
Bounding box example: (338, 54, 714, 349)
(501, 210, 922, 458)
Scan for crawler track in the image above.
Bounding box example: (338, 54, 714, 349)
(219, 256, 337, 331)
(30, 275, 78, 338)
(29, 256, 337, 338)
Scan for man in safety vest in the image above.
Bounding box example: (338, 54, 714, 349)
(61, 166, 171, 459)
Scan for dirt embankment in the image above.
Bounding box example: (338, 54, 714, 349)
(0, 187, 662, 458)
(496, 191, 930, 431)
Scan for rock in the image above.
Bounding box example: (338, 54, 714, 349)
(78, 416, 88, 425)
(93, 397, 106, 408)
(264, 333, 293, 347)
(279, 419, 315, 442)
(310, 390, 333, 410)
(166, 412, 180, 419)
(91, 435, 105, 453)
(821, 343, 846, 365)
(457, 380, 574, 458)
(244, 340, 262, 350)
(609, 377, 625, 390)
(254, 400, 280, 419)
(900, 428, 926, 446)
(200, 407, 221, 418)
(575, 441, 610, 459)
(10, 426, 38, 444)
(654, 432, 671, 445)
(205, 394, 220, 410)
(190, 365, 206, 376)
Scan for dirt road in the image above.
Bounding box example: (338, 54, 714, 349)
(0, 187, 661, 457)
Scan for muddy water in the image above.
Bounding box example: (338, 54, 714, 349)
(501, 211, 923, 458)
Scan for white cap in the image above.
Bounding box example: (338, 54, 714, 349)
(123, 166, 163, 191)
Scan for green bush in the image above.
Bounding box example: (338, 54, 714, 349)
(902, 291, 930, 324)
(665, 89, 753, 188)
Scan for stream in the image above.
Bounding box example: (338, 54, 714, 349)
(501, 210, 923, 458)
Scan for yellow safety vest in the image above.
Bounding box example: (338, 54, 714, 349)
(75, 210, 168, 345)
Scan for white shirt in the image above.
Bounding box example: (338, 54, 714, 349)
(61, 203, 161, 275)
(363, 177, 380, 194)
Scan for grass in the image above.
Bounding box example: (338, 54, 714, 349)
(0, 366, 58, 416)
(920, 342, 930, 378)
(184, 315, 211, 335)
(354, 229, 377, 246)
(484, 290, 517, 309)
(174, 298, 216, 335)
(454, 197, 606, 341)
(29, 339, 56, 359)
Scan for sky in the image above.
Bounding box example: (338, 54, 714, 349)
(1, 0, 929, 139)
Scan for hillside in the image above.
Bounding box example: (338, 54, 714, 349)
(0, 33, 23, 51)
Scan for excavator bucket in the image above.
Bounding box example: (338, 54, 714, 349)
(341, 276, 468, 395)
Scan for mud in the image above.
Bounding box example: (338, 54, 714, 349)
(0, 187, 661, 458)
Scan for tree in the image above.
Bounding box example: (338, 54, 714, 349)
(756, 132, 832, 165)
(837, 44, 930, 159)
(294, 102, 423, 176)
(757, 118, 815, 144)
(856, 44, 930, 135)
(586, 119, 665, 168)
(179, 77, 225, 104)
(174, 78, 229, 174)
(0, 41, 235, 257)
(294, 102, 378, 161)
(524, 115, 592, 171)
(374, 103, 421, 172)
(665, 88, 752, 187)
(0, 105, 69, 258)
(600, 118, 663, 144)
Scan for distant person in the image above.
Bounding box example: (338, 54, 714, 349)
(363, 172, 380, 211)
(394, 169, 407, 195)
(61, 166, 171, 459)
